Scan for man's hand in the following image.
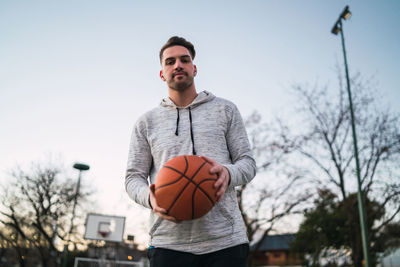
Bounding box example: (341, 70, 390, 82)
(149, 184, 181, 223)
(201, 156, 231, 202)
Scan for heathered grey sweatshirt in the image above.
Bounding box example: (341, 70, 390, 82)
(125, 91, 256, 254)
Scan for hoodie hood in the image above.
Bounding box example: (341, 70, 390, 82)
(160, 90, 216, 109)
(159, 90, 216, 156)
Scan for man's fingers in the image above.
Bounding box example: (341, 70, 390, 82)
(201, 156, 231, 202)
(150, 184, 156, 194)
(150, 185, 167, 213)
(201, 155, 223, 175)
(216, 179, 228, 195)
(156, 211, 181, 223)
(210, 165, 223, 174)
(149, 184, 181, 223)
(215, 182, 228, 202)
(214, 167, 228, 188)
(214, 168, 230, 201)
(200, 155, 216, 165)
(154, 206, 167, 214)
(214, 174, 224, 187)
(163, 215, 182, 223)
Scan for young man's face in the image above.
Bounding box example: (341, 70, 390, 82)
(160, 45, 197, 92)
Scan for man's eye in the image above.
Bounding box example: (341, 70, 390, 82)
(166, 60, 174, 65)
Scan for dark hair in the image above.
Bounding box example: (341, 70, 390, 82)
(159, 36, 196, 63)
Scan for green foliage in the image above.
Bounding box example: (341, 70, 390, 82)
(292, 189, 345, 253)
(291, 188, 400, 266)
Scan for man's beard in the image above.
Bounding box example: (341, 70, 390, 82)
(168, 75, 194, 92)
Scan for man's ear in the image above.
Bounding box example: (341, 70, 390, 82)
(160, 70, 166, 81)
(193, 65, 197, 76)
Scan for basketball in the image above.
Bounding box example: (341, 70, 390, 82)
(155, 155, 218, 221)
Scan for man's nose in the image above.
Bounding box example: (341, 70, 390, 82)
(174, 60, 183, 69)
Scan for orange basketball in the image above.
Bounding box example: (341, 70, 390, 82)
(155, 155, 218, 221)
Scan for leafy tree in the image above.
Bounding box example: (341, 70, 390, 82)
(0, 160, 92, 266)
(291, 188, 400, 266)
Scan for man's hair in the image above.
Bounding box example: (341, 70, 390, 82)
(159, 36, 196, 63)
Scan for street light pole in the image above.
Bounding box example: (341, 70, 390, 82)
(331, 6, 371, 267)
(62, 162, 90, 267)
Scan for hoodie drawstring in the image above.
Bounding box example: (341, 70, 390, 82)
(175, 108, 180, 136)
(189, 107, 196, 155)
(174, 107, 196, 155)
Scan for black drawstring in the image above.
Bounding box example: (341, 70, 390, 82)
(189, 107, 196, 155)
(174, 107, 196, 155)
(175, 108, 180, 136)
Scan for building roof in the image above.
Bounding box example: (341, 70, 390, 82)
(250, 234, 296, 251)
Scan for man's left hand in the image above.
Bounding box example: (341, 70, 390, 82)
(200, 156, 230, 202)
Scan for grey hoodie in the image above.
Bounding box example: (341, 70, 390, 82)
(125, 91, 256, 254)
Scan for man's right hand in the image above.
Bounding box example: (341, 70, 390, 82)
(149, 184, 181, 223)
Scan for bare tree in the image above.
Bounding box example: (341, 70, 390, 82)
(240, 112, 312, 266)
(286, 70, 400, 266)
(0, 161, 92, 266)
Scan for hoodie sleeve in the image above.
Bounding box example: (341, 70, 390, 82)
(223, 104, 257, 187)
(125, 118, 152, 209)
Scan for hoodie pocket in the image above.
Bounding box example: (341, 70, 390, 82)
(189, 190, 235, 242)
(149, 188, 237, 245)
(149, 217, 163, 238)
(149, 217, 193, 246)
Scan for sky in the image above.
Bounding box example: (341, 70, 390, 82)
(1, 0, 399, 248)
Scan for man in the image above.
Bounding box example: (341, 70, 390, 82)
(125, 36, 256, 267)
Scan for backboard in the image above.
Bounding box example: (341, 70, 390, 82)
(84, 213, 125, 242)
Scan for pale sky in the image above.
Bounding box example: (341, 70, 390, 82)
(1, 0, 399, 247)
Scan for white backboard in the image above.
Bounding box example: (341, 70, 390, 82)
(84, 213, 125, 242)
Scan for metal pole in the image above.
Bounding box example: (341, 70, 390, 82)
(63, 170, 82, 267)
(339, 19, 371, 267)
(63, 162, 89, 267)
(70, 170, 82, 236)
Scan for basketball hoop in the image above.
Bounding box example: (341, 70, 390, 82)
(97, 222, 112, 239)
(84, 213, 125, 242)
(98, 230, 110, 238)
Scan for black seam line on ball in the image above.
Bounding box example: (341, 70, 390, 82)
(155, 157, 190, 190)
(164, 157, 208, 214)
(165, 159, 206, 214)
(165, 155, 189, 213)
(191, 178, 217, 219)
(163, 162, 209, 202)
(163, 163, 216, 197)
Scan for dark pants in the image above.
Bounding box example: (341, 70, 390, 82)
(147, 243, 249, 267)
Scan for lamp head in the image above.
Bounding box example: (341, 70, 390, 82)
(331, 6, 351, 35)
(73, 163, 90, 171)
(341, 5, 351, 20)
(331, 24, 341, 35)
